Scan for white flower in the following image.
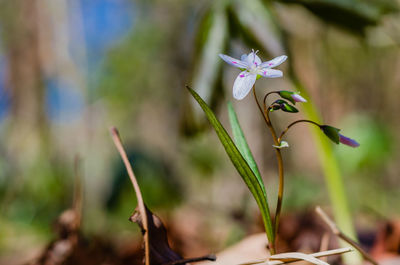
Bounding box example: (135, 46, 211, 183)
(219, 50, 287, 100)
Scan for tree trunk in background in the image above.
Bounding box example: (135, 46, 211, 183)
(0, 0, 47, 156)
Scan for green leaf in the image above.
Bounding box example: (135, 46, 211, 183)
(227, 102, 265, 194)
(191, 2, 229, 116)
(321, 125, 341, 144)
(231, 0, 285, 56)
(187, 86, 274, 244)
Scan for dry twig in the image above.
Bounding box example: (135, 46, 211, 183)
(239, 247, 353, 265)
(110, 127, 150, 265)
(319, 232, 330, 263)
(315, 206, 378, 265)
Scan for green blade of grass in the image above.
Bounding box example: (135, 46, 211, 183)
(227, 102, 265, 195)
(187, 86, 274, 245)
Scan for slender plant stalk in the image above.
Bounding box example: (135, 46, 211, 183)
(110, 127, 150, 265)
(73, 156, 83, 228)
(252, 86, 284, 251)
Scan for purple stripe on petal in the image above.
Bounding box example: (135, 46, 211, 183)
(339, 134, 360, 147)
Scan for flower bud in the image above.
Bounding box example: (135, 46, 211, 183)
(279, 91, 307, 104)
(320, 125, 340, 144)
(281, 103, 299, 113)
(273, 99, 298, 113)
(291, 93, 307, 103)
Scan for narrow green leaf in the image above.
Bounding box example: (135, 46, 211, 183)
(231, 0, 285, 57)
(227, 102, 265, 194)
(187, 86, 274, 244)
(291, 78, 361, 264)
(191, 2, 228, 119)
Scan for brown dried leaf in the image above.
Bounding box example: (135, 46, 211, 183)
(130, 206, 183, 265)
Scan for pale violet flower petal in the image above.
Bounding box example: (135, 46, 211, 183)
(245, 51, 262, 67)
(233, 71, 257, 100)
(292, 93, 307, 102)
(241, 54, 248, 61)
(259, 68, 283, 78)
(260, 55, 288, 68)
(339, 134, 360, 147)
(219, 54, 248, 68)
(273, 141, 289, 149)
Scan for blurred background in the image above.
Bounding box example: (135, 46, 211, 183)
(0, 0, 399, 264)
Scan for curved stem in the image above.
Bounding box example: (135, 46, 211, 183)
(263, 90, 281, 108)
(278, 120, 321, 143)
(253, 86, 284, 253)
(111, 127, 150, 265)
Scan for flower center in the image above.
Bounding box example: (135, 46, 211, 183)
(248, 64, 261, 74)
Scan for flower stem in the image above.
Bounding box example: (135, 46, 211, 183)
(253, 86, 284, 253)
(278, 119, 321, 143)
(263, 91, 281, 107)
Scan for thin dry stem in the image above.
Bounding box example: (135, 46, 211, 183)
(319, 233, 330, 263)
(315, 206, 378, 265)
(111, 127, 150, 265)
(239, 247, 353, 265)
(73, 155, 83, 227)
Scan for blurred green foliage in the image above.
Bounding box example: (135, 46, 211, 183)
(278, 0, 398, 34)
(0, 0, 399, 260)
(106, 148, 183, 211)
